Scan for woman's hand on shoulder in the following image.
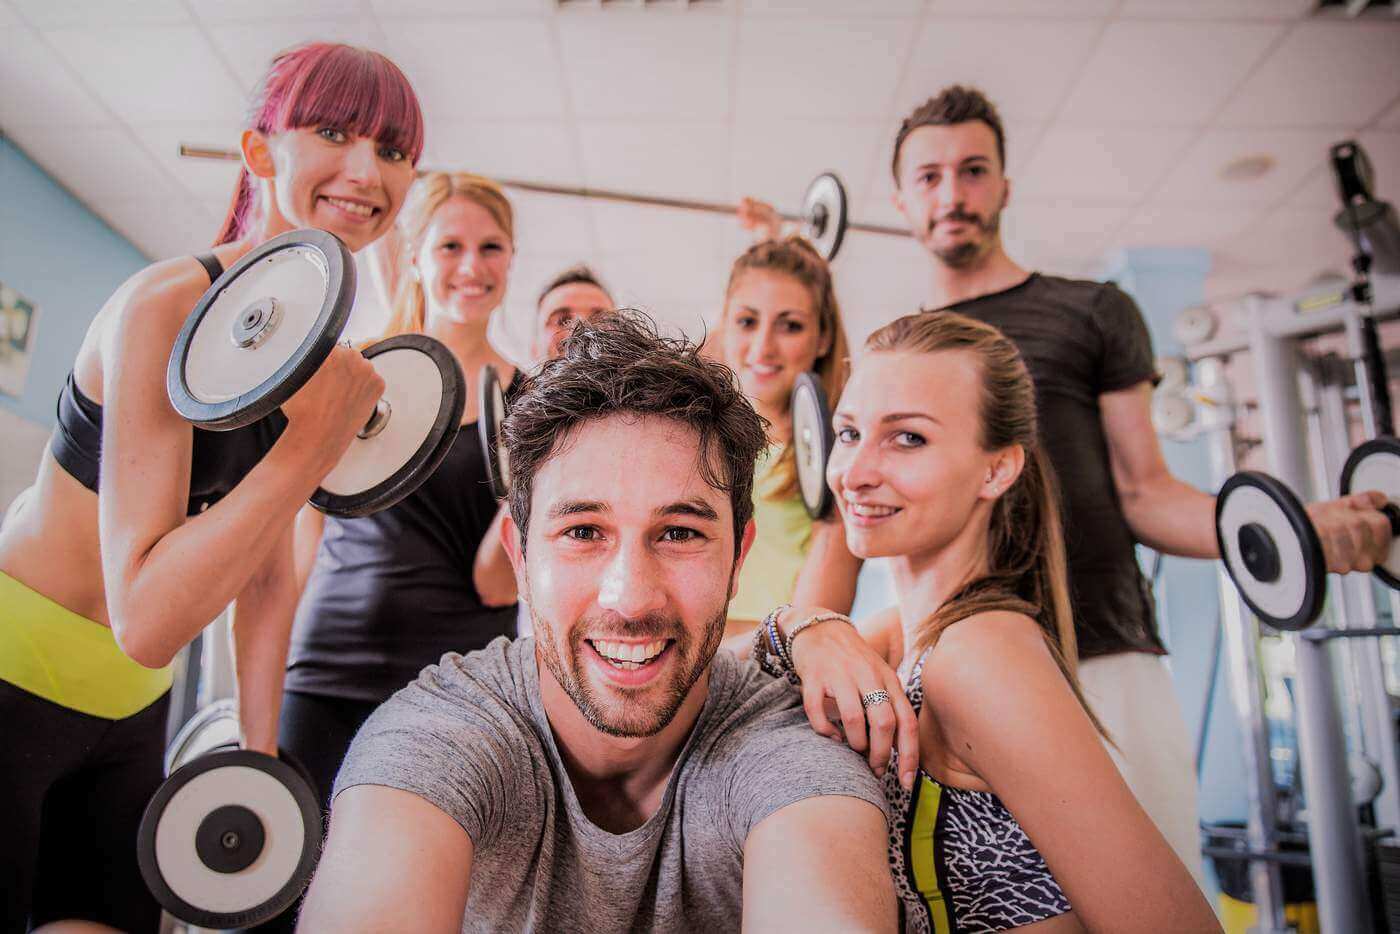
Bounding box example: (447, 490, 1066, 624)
(782, 606, 919, 789)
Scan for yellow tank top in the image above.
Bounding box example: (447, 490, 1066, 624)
(728, 445, 814, 622)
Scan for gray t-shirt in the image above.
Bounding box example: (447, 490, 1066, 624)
(334, 636, 887, 933)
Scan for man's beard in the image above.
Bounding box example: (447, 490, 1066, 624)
(527, 580, 730, 739)
(926, 204, 1002, 269)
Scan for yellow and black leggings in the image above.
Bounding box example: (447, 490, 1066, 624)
(1, 571, 172, 933)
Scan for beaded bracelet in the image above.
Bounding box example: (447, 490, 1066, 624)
(785, 612, 854, 669)
(751, 604, 797, 683)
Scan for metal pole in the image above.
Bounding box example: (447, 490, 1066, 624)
(1248, 296, 1369, 932)
(1308, 356, 1400, 836)
(178, 144, 914, 239)
(1198, 356, 1290, 934)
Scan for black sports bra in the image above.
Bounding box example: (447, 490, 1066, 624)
(50, 252, 287, 517)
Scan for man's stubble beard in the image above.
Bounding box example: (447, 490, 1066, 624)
(924, 197, 1005, 271)
(525, 565, 733, 739)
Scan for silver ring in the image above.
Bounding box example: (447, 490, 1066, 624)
(860, 690, 890, 709)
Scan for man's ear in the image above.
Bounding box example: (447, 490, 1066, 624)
(500, 508, 526, 583)
(241, 128, 276, 180)
(729, 518, 758, 601)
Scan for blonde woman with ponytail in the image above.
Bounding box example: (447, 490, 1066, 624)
(272, 173, 520, 930)
(759, 312, 1218, 933)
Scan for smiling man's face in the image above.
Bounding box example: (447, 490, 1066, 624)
(507, 414, 751, 738)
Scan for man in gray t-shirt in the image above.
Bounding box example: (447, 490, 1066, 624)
(300, 314, 896, 933)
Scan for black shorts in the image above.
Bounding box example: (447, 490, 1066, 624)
(1, 678, 169, 933)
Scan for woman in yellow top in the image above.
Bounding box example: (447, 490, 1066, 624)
(711, 233, 860, 639)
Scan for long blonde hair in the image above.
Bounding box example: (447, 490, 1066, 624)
(716, 236, 849, 502)
(381, 171, 515, 339)
(866, 312, 1105, 737)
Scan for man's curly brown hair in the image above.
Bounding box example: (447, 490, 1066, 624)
(503, 312, 768, 558)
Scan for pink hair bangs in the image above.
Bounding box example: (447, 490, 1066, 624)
(258, 43, 424, 165)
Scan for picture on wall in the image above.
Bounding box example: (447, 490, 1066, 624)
(0, 281, 38, 400)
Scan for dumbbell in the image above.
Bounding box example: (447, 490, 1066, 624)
(1215, 436, 1400, 630)
(166, 229, 465, 518)
(791, 372, 836, 520)
(479, 363, 510, 499)
(138, 701, 320, 929)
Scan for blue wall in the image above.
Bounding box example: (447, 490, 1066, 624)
(0, 136, 147, 427)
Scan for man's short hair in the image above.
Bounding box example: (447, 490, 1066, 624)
(504, 312, 767, 557)
(536, 264, 612, 310)
(892, 84, 1006, 183)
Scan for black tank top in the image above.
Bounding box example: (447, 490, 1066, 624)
(286, 394, 518, 703)
(49, 253, 287, 516)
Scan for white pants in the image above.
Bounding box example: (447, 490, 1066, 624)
(1078, 652, 1209, 895)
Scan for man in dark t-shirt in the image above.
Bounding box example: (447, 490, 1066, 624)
(884, 85, 1394, 890)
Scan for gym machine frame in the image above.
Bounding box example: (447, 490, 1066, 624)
(1186, 270, 1399, 933)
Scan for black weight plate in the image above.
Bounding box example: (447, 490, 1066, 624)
(310, 334, 465, 518)
(1215, 471, 1326, 631)
(478, 364, 510, 500)
(791, 371, 835, 520)
(167, 228, 354, 431)
(802, 172, 849, 262)
(1339, 437, 1400, 590)
(138, 748, 320, 930)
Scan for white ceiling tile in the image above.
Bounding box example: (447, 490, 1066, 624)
(1001, 200, 1131, 263)
(0, 1, 20, 28)
(1119, 0, 1311, 19)
(6, 125, 182, 211)
(1286, 165, 1340, 210)
(596, 248, 731, 313)
(97, 195, 219, 260)
(557, 13, 731, 119)
(1059, 21, 1283, 126)
(927, 0, 1117, 15)
(1379, 98, 1400, 130)
(1150, 128, 1342, 206)
(135, 122, 245, 202)
(577, 121, 732, 202)
(897, 19, 1102, 125)
(1216, 206, 1353, 287)
(1357, 131, 1400, 200)
(735, 18, 911, 121)
(827, 234, 929, 343)
(11, 0, 187, 29)
(44, 27, 245, 124)
(383, 20, 565, 120)
(1217, 21, 1400, 128)
(370, 0, 552, 14)
(589, 200, 728, 257)
(422, 121, 583, 186)
(743, 0, 923, 14)
(1015, 127, 1195, 202)
(189, 0, 366, 24)
(509, 190, 597, 256)
(0, 27, 112, 127)
(207, 20, 385, 93)
(1113, 205, 1264, 250)
(732, 119, 881, 214)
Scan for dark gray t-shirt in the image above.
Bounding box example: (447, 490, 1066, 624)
(334, 637, 888, 933)
(939, 273, 1161, 659)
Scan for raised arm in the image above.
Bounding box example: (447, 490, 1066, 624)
(924, 612, 1219, 933)
(742, 795, 896, 933)
(299, 785, 473, 933)
(790, 517, 861, 615)
(1102, 381, 1393, 572)
(98, 264, 384, 667)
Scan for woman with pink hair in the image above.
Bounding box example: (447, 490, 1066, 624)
(0, 43, 423, 931)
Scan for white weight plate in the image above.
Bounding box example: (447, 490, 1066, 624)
(1218, 484, 1309, 622)
(791, 373, 833, 519)
(1345, 445, 1399, 581)
(184, 246, 330, 404)
(153, 765, 306, 916)
(317, 346, 443, 496)
(165, 699, 240, 776)
(801, 172, 848, 262)
(1173, 305, 1217, 346)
